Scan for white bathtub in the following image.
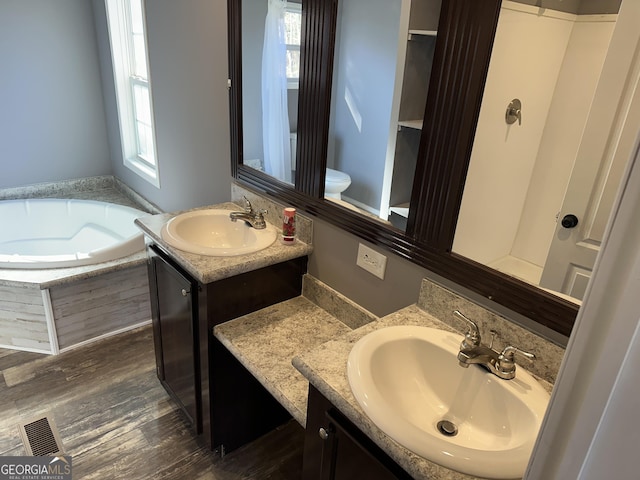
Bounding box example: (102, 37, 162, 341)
(0, 199, 147, 269)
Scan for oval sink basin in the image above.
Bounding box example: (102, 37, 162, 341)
(347, 326, 550, 479)
(161, 209, 276, 256)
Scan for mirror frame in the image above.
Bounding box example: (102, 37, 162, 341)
(228, 0, 579, 338)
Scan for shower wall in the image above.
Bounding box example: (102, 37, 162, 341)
(453, 2, 615, 271)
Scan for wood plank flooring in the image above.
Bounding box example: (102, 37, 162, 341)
(0, 326, 305, 479)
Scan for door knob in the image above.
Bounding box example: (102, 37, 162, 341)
(561, 214, 579, 229)
(506, 99, 522, 125)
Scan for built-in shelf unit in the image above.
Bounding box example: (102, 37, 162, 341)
(385, 1, 441, 229)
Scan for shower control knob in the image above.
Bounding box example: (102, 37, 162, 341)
(561, 214, 579, 229)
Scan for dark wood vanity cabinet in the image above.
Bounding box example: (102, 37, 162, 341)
(147, 243, 307, 453)
(148, 244, 202, 433)
(303, 385, 412, 480)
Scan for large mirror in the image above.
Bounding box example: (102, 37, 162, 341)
(241, 0, 302, 185)
(454, 0, 630, 303)
(324, 0, 440, 229)
(229, 0, 638, 337)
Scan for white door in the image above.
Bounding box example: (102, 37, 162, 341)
(540, 1, 640, 299)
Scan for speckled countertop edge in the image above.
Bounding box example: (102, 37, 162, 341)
(214, 296, 352, 426)
(292, 304, 550, 480)
(135, 202, 313, 284)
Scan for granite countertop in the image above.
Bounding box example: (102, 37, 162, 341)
(135, 202, 313, 284)
(215, 288, 552, 479)
(293, 305, 493, 480)
(214, 296, 352, 426)
(214, 295, 485, 479)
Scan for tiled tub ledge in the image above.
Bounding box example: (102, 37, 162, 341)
(0, 179, 156, 354)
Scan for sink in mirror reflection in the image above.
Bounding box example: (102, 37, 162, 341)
(161, 209, 276, 257)
(347, 326, 550, 479)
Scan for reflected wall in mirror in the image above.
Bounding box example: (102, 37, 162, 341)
(453, 0, 636, 303)
(326, 0, 441, 229)
(241, 0, 302, 185)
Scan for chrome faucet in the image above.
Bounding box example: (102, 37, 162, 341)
(229, 196, 267, 229)
(454, 310, 535, 380)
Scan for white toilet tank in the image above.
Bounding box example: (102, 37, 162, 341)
(290, 133, 351, 199)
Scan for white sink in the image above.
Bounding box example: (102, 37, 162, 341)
(161, 209, 276, 256)
(347, 326, 550, 479)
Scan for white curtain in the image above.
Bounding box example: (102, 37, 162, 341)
(262, 0, 292, 183)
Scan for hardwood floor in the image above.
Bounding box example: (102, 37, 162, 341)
(0, 326, 305, 479)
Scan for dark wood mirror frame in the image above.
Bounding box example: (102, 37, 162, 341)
(228, 0, 579, 338)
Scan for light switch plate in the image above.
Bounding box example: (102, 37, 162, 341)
(356, 243, 387, 280)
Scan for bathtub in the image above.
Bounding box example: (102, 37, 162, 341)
(0, 198, 147, 269)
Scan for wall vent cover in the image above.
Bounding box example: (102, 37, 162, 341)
(18, 415, 65, 456)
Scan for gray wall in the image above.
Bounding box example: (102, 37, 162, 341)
(307, 216, 567, 345)
(242, 0, 267, 164)
(0, 0, 111, 189)
(328, 0, 402, 210)
(95, 0, 232, 212)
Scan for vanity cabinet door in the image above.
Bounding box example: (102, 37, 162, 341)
(148, 245, 202, 434)
(303, 385, 411, 480)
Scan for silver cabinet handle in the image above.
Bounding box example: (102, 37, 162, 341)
(318, 427, 330, 441)
(181, 288, 190, 297)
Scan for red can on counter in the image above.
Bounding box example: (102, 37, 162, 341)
(282, 207, 296, 244)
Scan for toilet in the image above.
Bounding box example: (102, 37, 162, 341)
(290, 133, 351, 200)
(325, 167, 352, 200)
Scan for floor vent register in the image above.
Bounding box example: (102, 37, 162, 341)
(18, 415, 65, 456)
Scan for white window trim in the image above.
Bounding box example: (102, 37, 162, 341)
(285, 2, 302, 90)
(105, 0, 160, 188)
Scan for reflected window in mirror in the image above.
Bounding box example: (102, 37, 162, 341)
(453, 0, 626, 302)
(326, 0, 441, 229)
(241, 0, 302, 185)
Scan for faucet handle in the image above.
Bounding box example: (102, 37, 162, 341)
(496, 346, 536, 378)
(454, 310, 481, 349)
(241, 196, 253, 213)
(252, 209, 267, 229)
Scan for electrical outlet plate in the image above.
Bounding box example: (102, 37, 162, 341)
(356, 243, 387, 280)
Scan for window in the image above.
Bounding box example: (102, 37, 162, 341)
(105, 0, 159, 187)
(284, 3, 302, 89)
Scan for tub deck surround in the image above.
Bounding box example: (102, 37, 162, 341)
(0, 175, 161, 214)
(214, 296, 352, 425)
(0, 177, 157, 289)
(135, 202, 313, 284)
(0, 179, 156, 354)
